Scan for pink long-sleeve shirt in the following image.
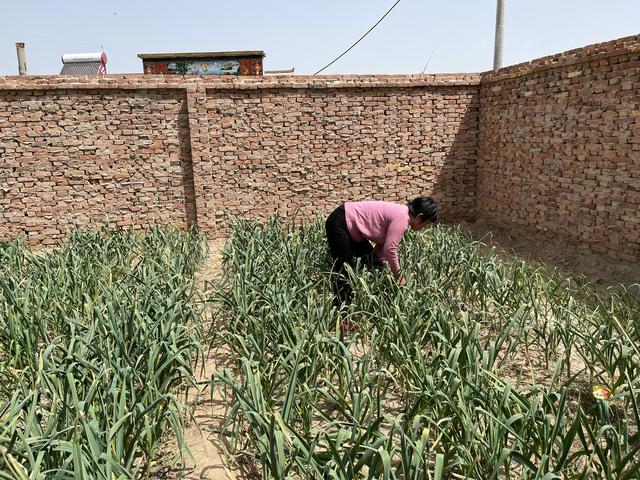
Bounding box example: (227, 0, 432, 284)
(344, 201, 409, 274)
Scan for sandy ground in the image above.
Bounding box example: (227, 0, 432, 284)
(151, 222, 638, 478)
(458, 220, 640, 292)
(151, 239, 238, 480)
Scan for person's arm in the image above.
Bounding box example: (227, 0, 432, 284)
(378, 217, 407, 279)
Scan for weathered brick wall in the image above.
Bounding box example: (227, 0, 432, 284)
(0, 74, 481, 243)
(478, 35, 640, 259)
(0, 83, 195, 244)
(204, 78, 480, 229)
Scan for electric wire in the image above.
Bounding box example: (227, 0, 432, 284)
(314, 0, 402, 75)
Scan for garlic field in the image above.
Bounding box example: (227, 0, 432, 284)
(211, 218, 639, 480)
(0, 227, 205, 479)
(1, 220, 638, 479)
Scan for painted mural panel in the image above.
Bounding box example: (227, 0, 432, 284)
(142, 58, 263, 76)
(166, 60, 240, 75)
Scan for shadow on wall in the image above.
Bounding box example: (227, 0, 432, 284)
(428, 89, 480, 223)
(178, 99, 198, 227)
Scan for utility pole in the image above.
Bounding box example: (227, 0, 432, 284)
(16, 42, 27, 75)
(493, 0, 504, 70)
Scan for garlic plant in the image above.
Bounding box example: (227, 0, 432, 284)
(0, 226, 205, 479)
(211, 217, 639, 480)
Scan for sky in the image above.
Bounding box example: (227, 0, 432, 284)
(1, 0, 639, 76)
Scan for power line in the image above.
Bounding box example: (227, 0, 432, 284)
(420, 45, 439, 74)
(314, 0, 402, 75)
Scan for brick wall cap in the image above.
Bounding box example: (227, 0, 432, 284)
(482, 33, 640, 83)
(0, 73, 482, 91)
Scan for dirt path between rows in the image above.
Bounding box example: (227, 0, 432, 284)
(152, 239, 240, 480)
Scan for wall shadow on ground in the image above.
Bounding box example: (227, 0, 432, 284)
(459, 220, 640, 293)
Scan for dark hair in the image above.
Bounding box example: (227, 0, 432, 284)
(407, 196, 437, 223)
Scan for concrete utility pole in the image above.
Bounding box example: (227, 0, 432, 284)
(493, 0, 504, 70)
(16, 42, 27, 75)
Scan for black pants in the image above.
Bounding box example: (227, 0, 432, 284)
(325, 205, 381, 305)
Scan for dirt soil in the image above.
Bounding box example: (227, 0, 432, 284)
(458, 220, 640, 292)
(151, 238, 240, 480)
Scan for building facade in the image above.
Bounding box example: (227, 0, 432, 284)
(138, 51, 264, 76)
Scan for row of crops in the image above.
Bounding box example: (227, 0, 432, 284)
(0, 227, 205, 479)
(211, 218, 640, 479)
(1, 219, 638, 479)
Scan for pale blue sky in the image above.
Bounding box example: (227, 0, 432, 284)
(1, 0, 639, 76)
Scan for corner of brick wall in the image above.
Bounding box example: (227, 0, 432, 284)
(477, 34, 640, 260)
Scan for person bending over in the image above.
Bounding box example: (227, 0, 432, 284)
(325, 196, 437, 305)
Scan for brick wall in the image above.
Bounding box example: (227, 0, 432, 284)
(478, 34, 640, 260)
(0, 85, 194, 244)
(1, 34, 639, 259)
(0, 74, 481, 243)
(204, 83, 479, 228)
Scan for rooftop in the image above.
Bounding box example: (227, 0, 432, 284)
(137, 50, 265, 60)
